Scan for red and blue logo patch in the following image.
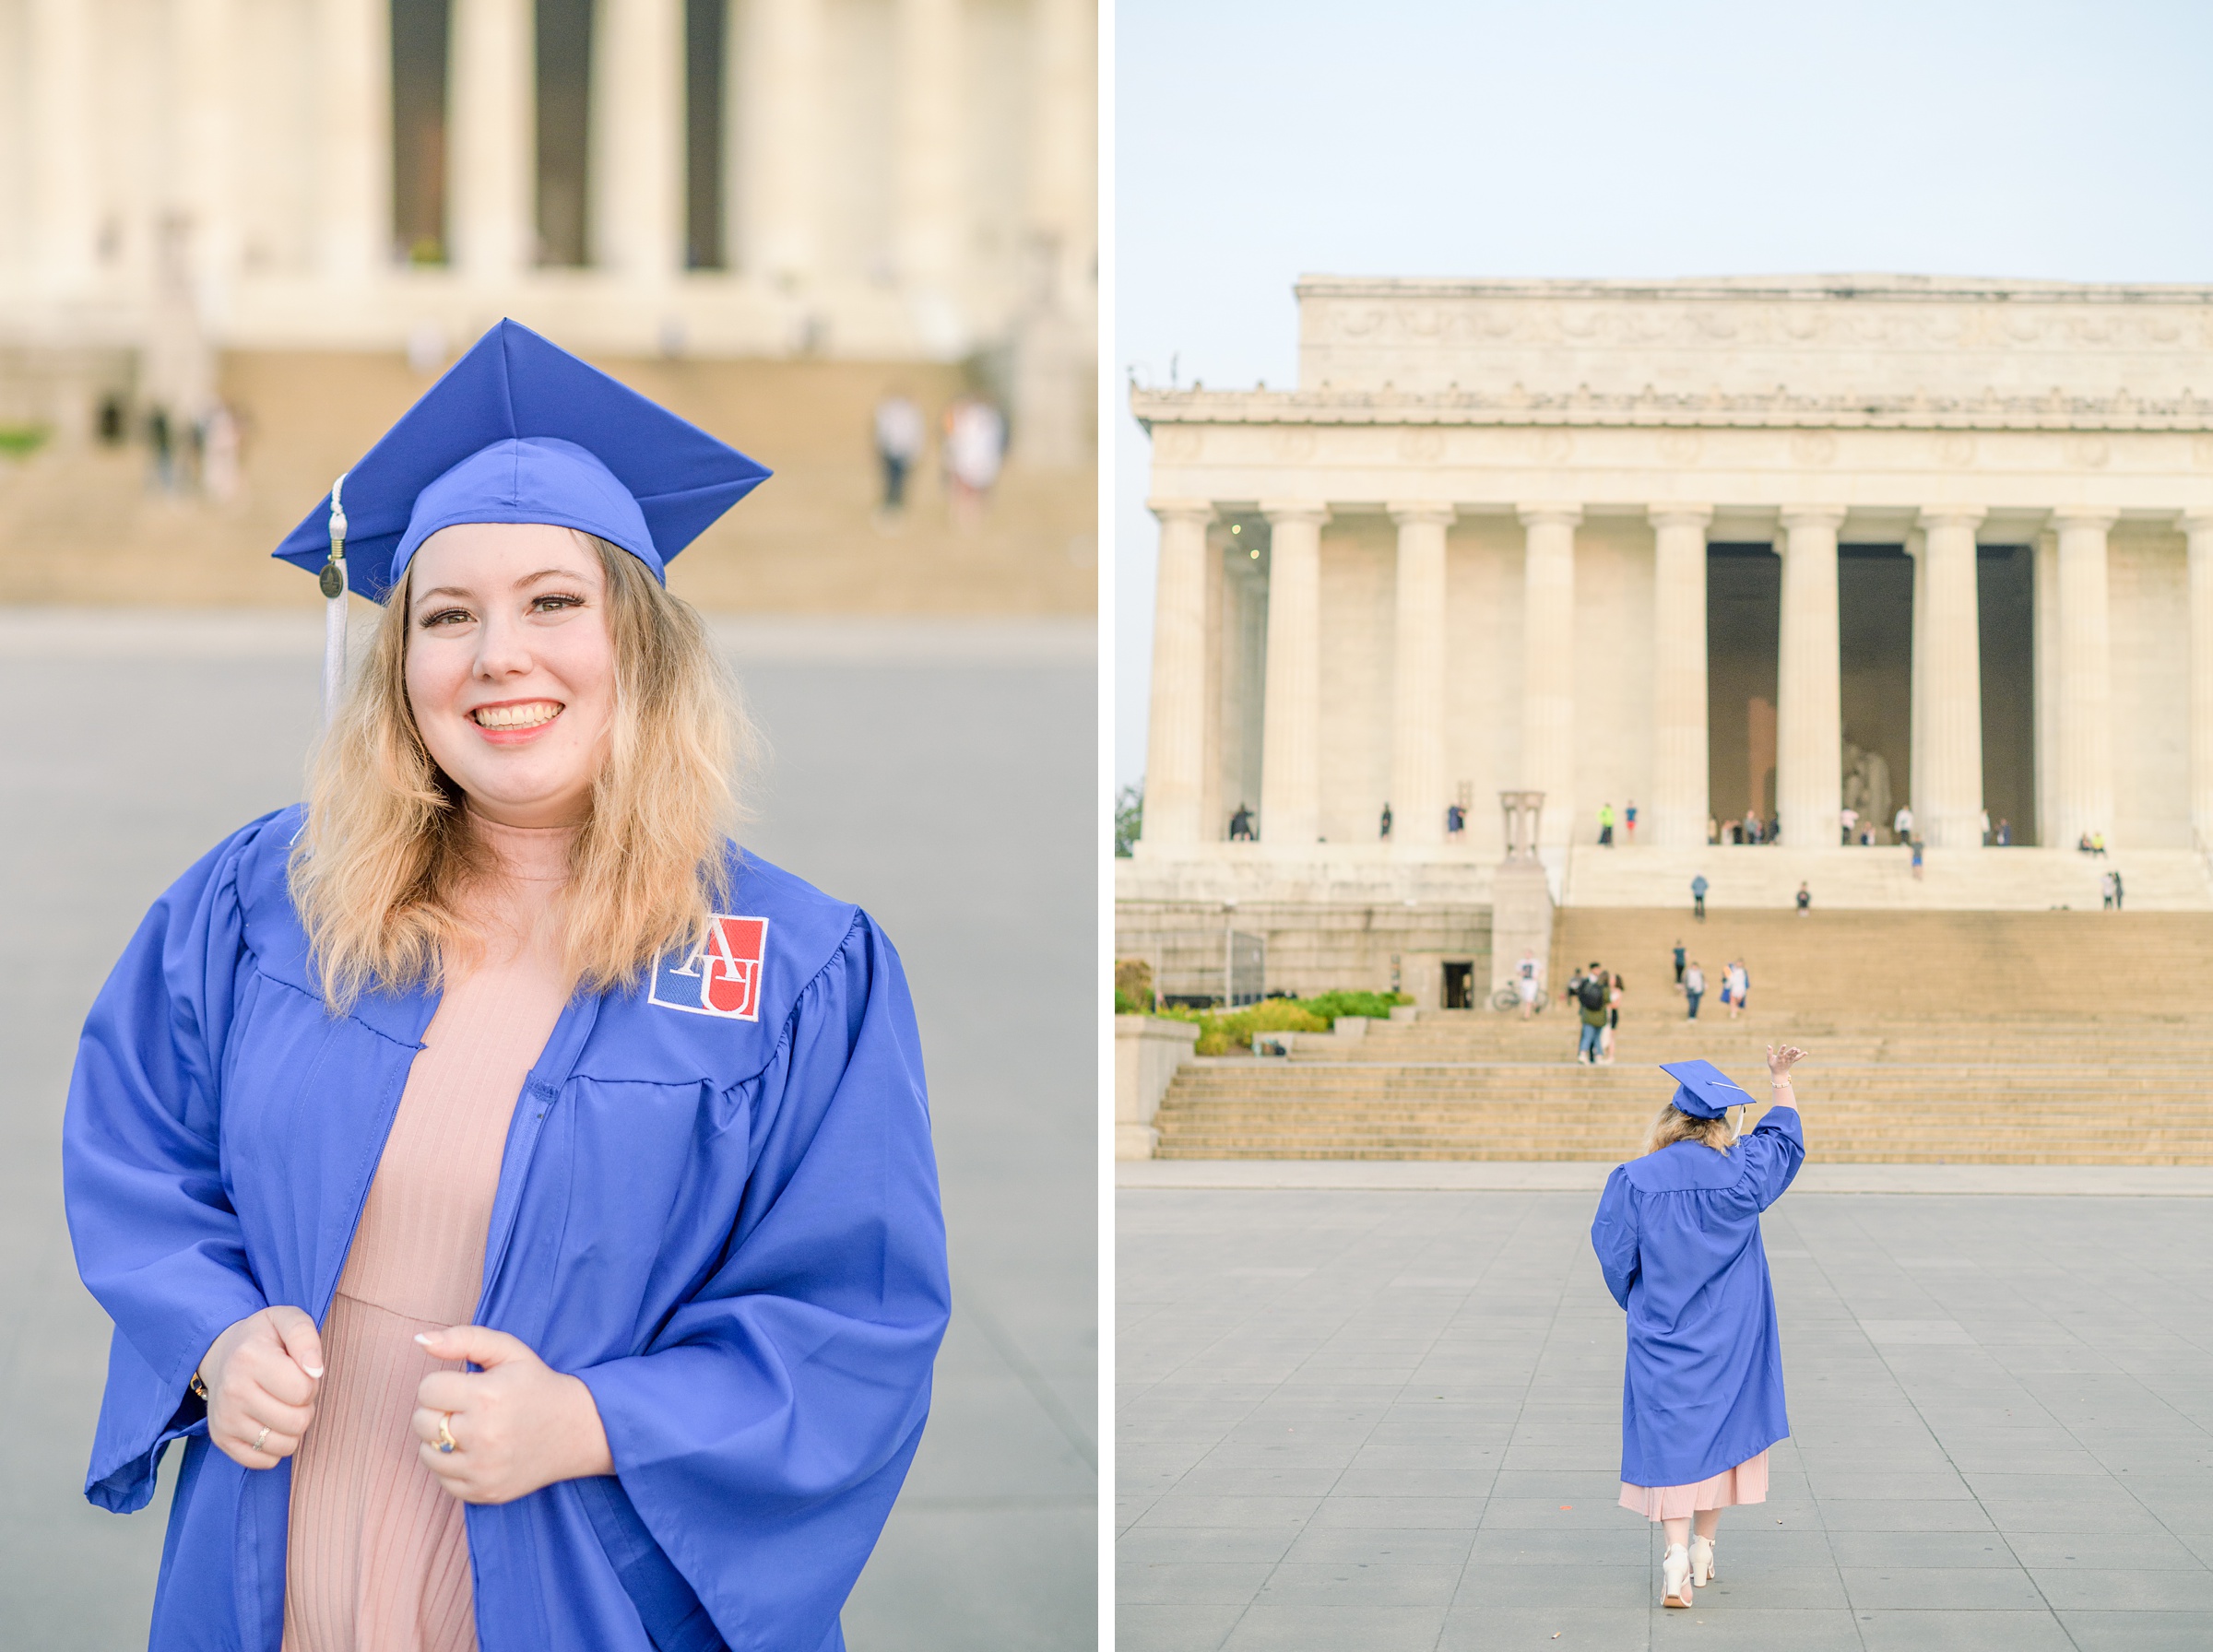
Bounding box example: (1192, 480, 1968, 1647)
(649, 914, 769, 1021)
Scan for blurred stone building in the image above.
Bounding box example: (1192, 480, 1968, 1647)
(0, 0, 1096, 609)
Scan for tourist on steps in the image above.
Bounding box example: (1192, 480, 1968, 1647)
(2102, 869, 2117, 911)
(2114, 869, 2125, 910)
(1592, 1048, 1808, 1611)
(1516, 950, 1544, 1019)
(1691, 874, 1709, 922)
(1724, 960, 1750, 1020)
(1795, 881, 1811, 917)
(1569, 963, 1610, 1063)
(1598, 802, 1616, 846)
(1673, 940, 1686, 988)
(1600, 971, 1625, 1065)
(1684, 962, 1706, 1020)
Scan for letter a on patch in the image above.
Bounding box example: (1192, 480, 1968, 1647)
(650, 914, 769, 1020)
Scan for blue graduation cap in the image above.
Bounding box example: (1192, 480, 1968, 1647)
(273, 319, 771, 717)
(1658, 1058, 1756, 1120)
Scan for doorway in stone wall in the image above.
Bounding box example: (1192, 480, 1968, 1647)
(1441, 961, 1475, 1009)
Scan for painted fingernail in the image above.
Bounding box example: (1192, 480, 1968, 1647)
(413, 1333, 433, 1346)
(305, 1367, 325, 1379)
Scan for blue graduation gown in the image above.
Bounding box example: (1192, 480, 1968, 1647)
(1589, 1108, 1804, 1489)
(62, 807, 950, 1652)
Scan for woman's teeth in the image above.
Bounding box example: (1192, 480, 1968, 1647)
(471, 702, 561, 730)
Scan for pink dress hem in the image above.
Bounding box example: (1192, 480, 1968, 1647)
(1618, 1447, 1769, 1519)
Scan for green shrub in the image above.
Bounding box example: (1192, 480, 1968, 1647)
(1296, 990, 1411, 1023)
(0, 425, 50, 459)
(1189, 998, 1328, 1056)
(1113, 987, 1141, 1015)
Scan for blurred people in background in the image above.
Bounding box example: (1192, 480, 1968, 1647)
(1229, 802, 1255, 841)
(943, 394, 1007, 527)
(873, 390, 925, 523)
(199, 404, 241, 504)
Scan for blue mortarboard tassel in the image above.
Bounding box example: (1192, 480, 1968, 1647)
(272, 319, 771, 606)
(1657, 1058, 1755, 1120)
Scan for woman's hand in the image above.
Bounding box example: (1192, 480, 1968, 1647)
(1767, 1043, 1807, 1079)
(198, 1305, 324, 1469)
(410, 1325, 614, 1504)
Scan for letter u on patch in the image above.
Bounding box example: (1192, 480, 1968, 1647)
(650, 915, 770, 1020)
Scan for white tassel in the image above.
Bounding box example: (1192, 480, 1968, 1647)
(320, 474, 349, 726)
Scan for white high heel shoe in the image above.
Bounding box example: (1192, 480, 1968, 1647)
(1662, 1543, 1694, 1608)
(1689, 1534, 1716, 1587)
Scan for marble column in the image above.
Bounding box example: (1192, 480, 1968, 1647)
(1649, 507, 1713, 849)
(315, 0, 391, 281)
(27, 0, 95, 293)
(1388, 504, 1454, 851)
(2185, 513, 2213, 852)
(1025, 0, 1095, 312)
(1259, 504, 1328, 846)
(449, 0, 534, 280)
(174, 0, 238, 316)
(2033, 530, 2059, 845)
(1906, 528, 1927, 827)
(2052, 510, 2118, 849)
(894, 0, 963, 297)
(595, 0, 683, 284)
(742, 0, 822, 285)
(1917, 509, 1988, 847)
(1142, 501, 1214, 848)
(1519, 506, 1580, 852)
(1775, 508, 1845, 848)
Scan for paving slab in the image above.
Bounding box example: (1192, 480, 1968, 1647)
(1119, 1186, 2213, 1648)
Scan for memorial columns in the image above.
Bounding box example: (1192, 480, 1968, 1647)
(1259, 505, 1328, 846)
(1648, 507, 1712, 849)
(1142, 501, 1214, 848)
(596, 0, 684, 284)
(449, 0, 534, 281)
(1519, 506, 1580, 852)
(2052, 511, 2118, 849)
(894, 0, 964, 297)
(1917, 509, 1988, 847)
(26, 0, 95, 293)
(743, 0, 824, 285)
(1387, 505, 1454, 851)
(315, 0, 390, 283)
(2185, 513, 2213, 851)
(1775, 508, 1845, 848)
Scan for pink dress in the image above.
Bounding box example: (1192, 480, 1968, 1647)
(282, 817, 576, 1652)
(1619, 1447, 1770, 1520)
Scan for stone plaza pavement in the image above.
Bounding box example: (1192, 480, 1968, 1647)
(1119, 1179, 2213, 1651)
(0, 611, 1095, 1650)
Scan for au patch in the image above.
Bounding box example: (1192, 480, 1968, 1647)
(650, 914, 769, 1020)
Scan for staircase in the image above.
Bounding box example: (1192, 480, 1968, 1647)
(1558, 844, 2213, 912)
(1152, 909, 2213, 1164)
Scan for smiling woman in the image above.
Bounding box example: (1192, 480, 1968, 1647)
(61, 321, 951, 1652)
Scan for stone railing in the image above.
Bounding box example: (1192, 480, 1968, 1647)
(1115, 1015, 1201, 1161)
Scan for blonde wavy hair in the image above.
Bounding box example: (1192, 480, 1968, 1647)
(289, 532, 745, 1012)
(1644, 1102, 1741, 1157)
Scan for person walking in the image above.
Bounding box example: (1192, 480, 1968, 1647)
(1626, 801, 1639, 843)
(1996, 818, 2012, 846)
(1598, 801, 1616, 846)
(1683, 961, 1706, 1020)
(1672, 940, 1686, 989)
(1600, 971, 1626, 1065)
(1795, 881, 1810, 917)
(1592, 1050, 1808, 1610)
(2101, 869, 2116, 910)
(1691, 873, 1709, 922)
(1516, 949, 1544, 1020)
(1570, 962, 1610, 1064)
(1380, 802, 1393, 839)
(59, 323, 950, 1651)
(871, 389, 925, 520)
(2114, 868, 2125, 910)
(1840, 806, 1857, 846)
(1894, 802, 1913, 843)
(1911, 837, 1924, 879)
(1725, 960, 1750, 1021)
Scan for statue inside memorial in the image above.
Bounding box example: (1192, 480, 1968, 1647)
(1840, 737, 1894, 844)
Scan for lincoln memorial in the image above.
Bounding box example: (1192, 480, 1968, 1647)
(1120, 276, 2213, 1004)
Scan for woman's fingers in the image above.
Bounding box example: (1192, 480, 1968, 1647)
(239, 1334, 320, 1409)
(268, 1304, 326, 1380)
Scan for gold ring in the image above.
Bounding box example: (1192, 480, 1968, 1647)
(435, 1414, 457, 1455)
(253, 1424, 271, 1453)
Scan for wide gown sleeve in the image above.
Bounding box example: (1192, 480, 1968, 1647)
(1590, 1167, 1640, 1308)
(62, 822, 276, 1512)
(575, 912, 951, 1652)
(1739, 1104, 1806, 1210)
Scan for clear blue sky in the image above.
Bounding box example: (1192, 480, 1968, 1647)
(1113, 0, 2213, 787)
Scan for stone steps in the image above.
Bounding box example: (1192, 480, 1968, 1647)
(1557, 844, 2213, 911)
